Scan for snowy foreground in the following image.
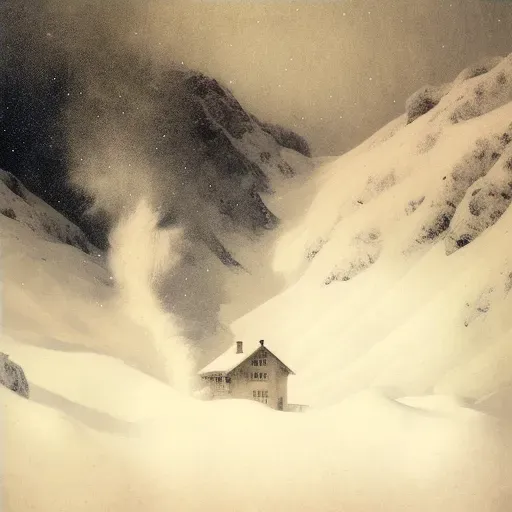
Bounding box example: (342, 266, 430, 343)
(3, 53, 512, 510)
(2, 341, 512, 512)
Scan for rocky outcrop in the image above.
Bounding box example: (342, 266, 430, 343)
(1, 61, 311, 267)
(445, 127, 512, 254)
(0, 353, 30, 399)
(255, 119, 311, 157)
(0, 169, 97, 256)
(405, 84, 448, 125)
(404, 56, 507, 126)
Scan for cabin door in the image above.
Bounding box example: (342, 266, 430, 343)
(278, 397, 283, 411)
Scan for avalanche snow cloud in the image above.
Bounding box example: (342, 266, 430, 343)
(108, 200, 195, 393)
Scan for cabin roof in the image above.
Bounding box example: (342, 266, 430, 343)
(198, 341, 295, 376)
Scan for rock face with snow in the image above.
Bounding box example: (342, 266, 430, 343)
(1, 61, 311, 266)
(172, 70, 309, 239)
(1, 58, 313, 344)
(0, 169, 97, 255)
(0, 353, 29, 398)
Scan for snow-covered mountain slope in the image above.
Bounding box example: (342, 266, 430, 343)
(1, 58, 315, 344)
(232, 52, 512, 408)
(4, 54, 512, 511)
(0, 170, 97, 256)
(0, 171, 175, 381)
(1, 60, 312, 255)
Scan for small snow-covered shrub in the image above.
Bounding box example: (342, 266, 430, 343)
(450, 99, 482, 124)
(405, 196, 425, 216)
(0, 172, 26, 201)
(277, 162, 295, 177)
(449, 62, 512, 124)
(454, 57, 503, 82)
(444, 129, 512, 254)
(1, 207, 17, 220)
(368, 172, 396, 193)
(455, 234, 473, 249)
(505, 272, 512, 294)
(356, 172, 397, 205)
(324, 229, 381, 285)
(65, 234, 91, 255)
(324, 253, 378, 286)
(462, 287, 494, 327)
(496, 71, 508, 86)
(416, 209, 454, 244)
(405, 85, 446, 124)
(306, 238, 326, 261)
(417, 133, 439, 153)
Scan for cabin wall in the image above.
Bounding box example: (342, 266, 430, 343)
(228, 348, 288, 410)
(200, 374, 229, 400)
(201, 347, 290, 410)
(277, 368, 288, 411)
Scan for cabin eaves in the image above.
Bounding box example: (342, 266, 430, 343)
(198, 341, 295, 376)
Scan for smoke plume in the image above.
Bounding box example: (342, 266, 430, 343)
(108, 200, 195, 394)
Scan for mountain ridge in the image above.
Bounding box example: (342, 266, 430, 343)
(231, 52, 512, 407)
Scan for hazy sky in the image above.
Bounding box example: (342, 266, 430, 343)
(137, 0, 512, 155)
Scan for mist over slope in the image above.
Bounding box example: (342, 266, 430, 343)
(1, 0, 315, 347)
(1, 0, 311, 252)
(232, 52, 512, 408)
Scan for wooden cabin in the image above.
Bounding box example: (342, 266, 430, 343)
(198, 339, 294, 411)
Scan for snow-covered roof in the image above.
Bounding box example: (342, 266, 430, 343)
(198, 340, 294, 376)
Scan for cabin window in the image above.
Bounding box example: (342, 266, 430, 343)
(251, 372, 268, 380)
(252, 389, 268, 404)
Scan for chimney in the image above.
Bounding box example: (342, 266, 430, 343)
(259, 339, 264, 347)
(236, 341, 243, 354)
